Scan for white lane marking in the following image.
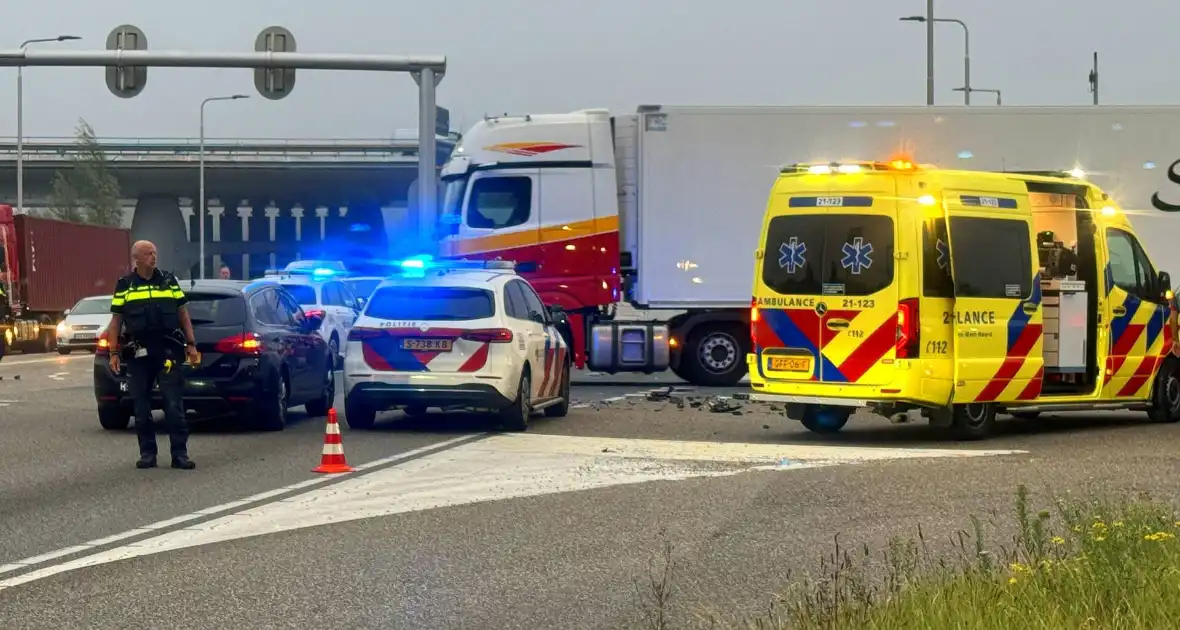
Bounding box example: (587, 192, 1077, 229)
(47, 373, 69, 381)
(0, 433, 480, 580)
(0, 355, 90, 368)
(0, 434, 1025, 591)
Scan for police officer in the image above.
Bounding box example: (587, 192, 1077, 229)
(106, 240, 199, 470)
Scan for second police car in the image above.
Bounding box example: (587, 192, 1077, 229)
(256, 261, 363, 369)
(342, 257, 573, 431)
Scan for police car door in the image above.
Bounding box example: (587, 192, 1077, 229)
(942, 191, 1043, 404)
(516, 280, 565, 400)
(505, 279, 547, 399)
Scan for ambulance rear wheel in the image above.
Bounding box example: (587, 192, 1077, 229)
(1147, 357, 1180, 424)
(800, 406, 850, 434)
(950, 403, 996, 440)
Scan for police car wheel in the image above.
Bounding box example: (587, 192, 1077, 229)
(500, 372, 531, 431)
(544, 361, 571, 418)
(949, 403, 997, 440)
(98, 405, 132, 431)
(343, 395, 377, 430)
(1147, 358, 1180, 424)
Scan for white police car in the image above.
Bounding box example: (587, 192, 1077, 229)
(255, 263, 361, 368)
(342, 257, 571, 431)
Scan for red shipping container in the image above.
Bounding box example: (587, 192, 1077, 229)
(13, 215, 132, 313)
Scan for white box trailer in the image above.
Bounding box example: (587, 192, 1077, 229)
(616, 105, 1180, 309)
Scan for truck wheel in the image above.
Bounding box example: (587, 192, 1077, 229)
(800, 406, 850, 434)
(681, 323, 750, 387)
(950, 403, 997, 440)
(98, 405, 132, 430)
(1147, 357, 1180, 424)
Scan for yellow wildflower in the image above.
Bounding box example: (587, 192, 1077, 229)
(1114, 521, 1125, 528)
(1008, 577, 1018, 585)
(1092, 521, 1107, 530)
(1051, 536, 1066, 545)
(1010, 563, 1030, 573)
(1095, 535, 1106, 542)
(1144, 532, 1176, 542)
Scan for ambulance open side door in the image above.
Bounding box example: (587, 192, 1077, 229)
(941, 191, 1044, 405)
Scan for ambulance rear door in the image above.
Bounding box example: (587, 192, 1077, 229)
(942, 191, 1044, 404)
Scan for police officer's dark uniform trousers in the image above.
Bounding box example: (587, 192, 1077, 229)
(110, 270, 195, 469)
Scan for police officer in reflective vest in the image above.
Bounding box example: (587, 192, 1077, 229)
(106, 240, 200, 470)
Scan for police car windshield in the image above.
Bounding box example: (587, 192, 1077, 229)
(366, 286, 494, 321)
(70, 298, 112, 315)
(185, 293, 247, 326)
(345, 279, 382, 300)
(279, 284, 318, 306)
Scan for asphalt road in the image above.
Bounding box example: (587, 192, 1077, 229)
(3, 351, 1180, 629)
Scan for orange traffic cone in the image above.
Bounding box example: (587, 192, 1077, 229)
(312, 408, 354, 474)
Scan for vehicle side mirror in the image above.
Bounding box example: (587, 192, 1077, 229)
(302, 312, 325, 332)
(356, 297, 367, 310)
(1159, 271, 1171, 294)
(63, 309, 71, 316)
(547, 305, 569, 326)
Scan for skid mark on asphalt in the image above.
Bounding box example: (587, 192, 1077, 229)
(0, 433, 1025, 591)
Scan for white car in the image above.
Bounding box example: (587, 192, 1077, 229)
(253, 268, 362, 368)
(342, 259, 571, 431)
(57, 295, 113, 354)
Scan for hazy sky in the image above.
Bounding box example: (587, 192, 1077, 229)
(1, 1, 1176, 140)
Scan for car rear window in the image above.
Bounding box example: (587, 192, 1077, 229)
(761, 214, 894, 297)
(279, 284, 318, 306)
(365, 287, 495, 321)
(185, 293, 247, 326)
(346, 279, 382, 299)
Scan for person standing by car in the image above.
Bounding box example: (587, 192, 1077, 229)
(105, 240, 200, 470)
(219, 263, 232, 280)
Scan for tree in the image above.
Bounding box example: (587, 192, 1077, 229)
(47, 118, 124, 227)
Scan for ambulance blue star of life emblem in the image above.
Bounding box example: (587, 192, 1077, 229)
(841, 237, 874, 275)
(778, 237, 807, 273)
(935, 238, 950, 270)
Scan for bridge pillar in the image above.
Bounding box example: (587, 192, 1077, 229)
(130, 196, 192, 278)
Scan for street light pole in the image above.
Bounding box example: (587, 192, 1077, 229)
(198, 94, 249, 279)
(926, 0, 934, 105)
(16, 35, 81, 215)
(900, 15, 970, 105)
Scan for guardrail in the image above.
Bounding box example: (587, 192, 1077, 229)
(0, 136, 457, 164)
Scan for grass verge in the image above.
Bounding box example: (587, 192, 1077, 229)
(634, 485, 1180, 629)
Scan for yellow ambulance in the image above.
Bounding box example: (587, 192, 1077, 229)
(748, 159, 1179, 439)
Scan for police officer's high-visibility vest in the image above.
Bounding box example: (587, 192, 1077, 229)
(110, 270, 187, 340)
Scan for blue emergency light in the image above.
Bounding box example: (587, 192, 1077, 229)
(391, 255, 518, 278)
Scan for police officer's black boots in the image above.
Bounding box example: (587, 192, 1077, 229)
(171, 455, 196, 470)
(136, 455, 157, 469)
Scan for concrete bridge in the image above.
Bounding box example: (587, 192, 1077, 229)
(0, 135, 456, 278)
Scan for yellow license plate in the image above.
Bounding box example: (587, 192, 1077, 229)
(401, 338, 453, 352)
(769, 357, 811, 372)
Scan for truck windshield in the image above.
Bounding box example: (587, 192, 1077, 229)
(439, 175, 468, 237)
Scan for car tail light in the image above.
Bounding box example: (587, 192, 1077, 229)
(304, 309, 326, 319)
(96, 332, 111, 357)
(461, 328, 514, 343)
(895, 298, 920, 359)
(347, 327, 383, 342)
(215, 332, 262, 356)
(750, 297, 759, 346)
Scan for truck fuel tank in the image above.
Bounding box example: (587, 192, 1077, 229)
(587, 322, 670, 374)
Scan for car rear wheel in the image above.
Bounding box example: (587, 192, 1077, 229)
(304, 364, 335, 418)
(98, 404, 132, 430)
(344, 395, 377, 430)
(1147, 357, 1180, 424)
(252, 373, 289, 431)
(58, 348, 70, 355)
(544, 361, 571, 418)
(500, 372, 531, 431)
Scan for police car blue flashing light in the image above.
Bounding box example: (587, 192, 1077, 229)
(388, 256, 518, 277)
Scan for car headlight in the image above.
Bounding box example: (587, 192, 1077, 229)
(56, 322, 69, 334)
